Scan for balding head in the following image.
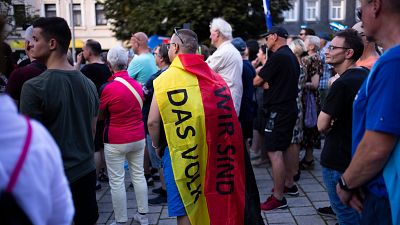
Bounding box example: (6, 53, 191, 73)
(130, 32, 150, 54)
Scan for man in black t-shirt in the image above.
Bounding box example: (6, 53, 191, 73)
(254, 26, 299, 211)
(317, 29, 368, 224)
(76, 39, 112, 190)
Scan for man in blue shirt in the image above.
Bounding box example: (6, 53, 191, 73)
(336, 1, 400, 224)
(128, 32, 158, 85)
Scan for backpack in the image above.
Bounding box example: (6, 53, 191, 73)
(0, 116, 34, 225)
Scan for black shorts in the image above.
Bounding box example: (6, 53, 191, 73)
(264, 109, 297, 151)
(70, 170, 99, 225)
(94, 121, 104, 151)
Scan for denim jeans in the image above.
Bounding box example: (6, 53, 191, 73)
(104, 139, 148, 222)
(322, 166, 360, 225)
(146, 134, 161, 168)
(360, 192, 392, 225)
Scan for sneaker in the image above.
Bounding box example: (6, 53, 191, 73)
(299, 158, 314, 170)
(271, 184, 299, 196)
(133, 213, 149, 225)
(317, 206, 336, 219)
(145, 174, 154, 186)
(261, 195, 288, 211)
(98, 171, 109, 182)
(293, 170, 301, 182)
(148, 195, 167, 205)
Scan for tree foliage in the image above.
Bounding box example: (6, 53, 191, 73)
(103, 0, 292, 43)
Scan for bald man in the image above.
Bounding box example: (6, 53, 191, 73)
(127, 32, 158, 85)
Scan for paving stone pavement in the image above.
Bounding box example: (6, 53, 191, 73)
(96, 150, 337, 225)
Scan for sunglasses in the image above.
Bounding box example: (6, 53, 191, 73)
(174, 27, 184, 44)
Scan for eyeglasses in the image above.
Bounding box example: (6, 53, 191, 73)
(153, 52, 161, 57)
(327, 45, 351, 51)
(174, 27, 184, 44)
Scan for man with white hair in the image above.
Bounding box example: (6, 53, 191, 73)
(206, 17, 243, 116)
(6, 25, 46, 107)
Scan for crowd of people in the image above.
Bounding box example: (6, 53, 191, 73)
(0, 0, 399, 224)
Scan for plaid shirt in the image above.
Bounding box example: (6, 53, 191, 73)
(319, 42, 332, 90)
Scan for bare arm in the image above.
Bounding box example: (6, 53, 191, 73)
(148, 95, 162, 157)
(317, 111, 332, 133)
(253, 75, 264, 87)
(306, 74, 320, 90)
(91, 116, 97, 140)
(343, 130, 398, 189)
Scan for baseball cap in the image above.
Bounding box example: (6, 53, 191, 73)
(261, 26, 289, 39)
(231, 37, 246, 54)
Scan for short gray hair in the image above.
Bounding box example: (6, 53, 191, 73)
(289, 39, 306, 57)
(306, 35, 321, 51)
(107, 46, 128, 71)
(175, 29, 198, 54)
(210, 17, 233, 40)
(25, 25, 33, 42)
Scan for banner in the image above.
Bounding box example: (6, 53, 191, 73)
(153, 54, 264, 225)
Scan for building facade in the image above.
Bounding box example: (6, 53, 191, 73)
(5, 0, 120, 51)
(281, 0, 360, 35)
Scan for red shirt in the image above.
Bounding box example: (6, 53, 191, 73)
(100, 71, 145, 144)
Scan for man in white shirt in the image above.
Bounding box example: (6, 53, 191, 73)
(206, 18, 243, 116)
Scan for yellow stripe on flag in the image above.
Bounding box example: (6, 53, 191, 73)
(154, 58, 210, 225)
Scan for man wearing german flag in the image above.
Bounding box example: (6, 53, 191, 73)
(148, 28, 264, 225)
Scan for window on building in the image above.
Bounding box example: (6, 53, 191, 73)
(73, 4, 82, 26)
(330, 0, 345, 20)
(304, 0, 320, 21)
(13, 5, 26, 27)
(95, 4, 107, 25)
(45, 4, 56, 17)
(283, 0, 299, 22)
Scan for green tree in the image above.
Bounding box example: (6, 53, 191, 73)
(103, 0, 292, 43)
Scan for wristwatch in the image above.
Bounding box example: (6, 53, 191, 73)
(338, 176, 353, 192)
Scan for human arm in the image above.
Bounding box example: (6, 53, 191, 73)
(147, 95, 162, 158)
(74, 52, 83, 70)
(317, 111, 332, 133)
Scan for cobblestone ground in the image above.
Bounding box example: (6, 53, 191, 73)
(96, 150, 337, 225)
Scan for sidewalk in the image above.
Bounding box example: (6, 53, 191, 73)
(96, 150, 337, 225)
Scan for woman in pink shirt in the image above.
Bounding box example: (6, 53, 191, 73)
(99, 46, 148, 225)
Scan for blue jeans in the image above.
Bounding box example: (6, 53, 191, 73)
(322, 167, 360, 225)
(146, 134, 161, 168)
(361, 192, 392, 225)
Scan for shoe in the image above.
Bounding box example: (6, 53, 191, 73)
(271, 184, 299, 196)
(293, 170, 301, 182)
(299, 158, 314, 170)
(148, 195, 167, 205)
(98, 171, 109, 182)
(261, 195, 288, 211)
(95, 181, 101, 191)
(249, 149, 261, 161)
(133, 213, 149, 225)
(152, 175, 160, 181)
(317, 206, 336, 219)
(251, 158, 269, 167)
(152, 186, 163, 194)
(145, 174, 154, 186)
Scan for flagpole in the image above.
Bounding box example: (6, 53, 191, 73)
(263, 0, 273, 30)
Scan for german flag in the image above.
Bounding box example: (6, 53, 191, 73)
(153, 54, 264, 225)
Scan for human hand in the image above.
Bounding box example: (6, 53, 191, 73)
(263, 81, 270, 90)
(336, 183, 353, 205)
